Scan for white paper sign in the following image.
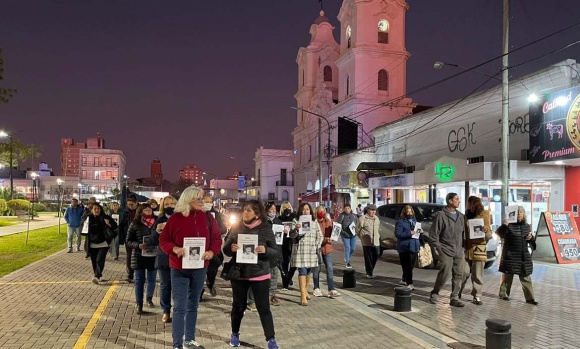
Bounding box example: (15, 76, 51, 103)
(468, 218, 486, 240)
(141, 235, 158, 257)
(210, 212, 216, 219)
(273, 224, 284, 245)
(348, 222, 356, 236)
(111, 214, 120, 225)
(182, 237, 206, 269)
(299, 215, 312, 235)
(331, 222, 342, 241)
(412, 222, 421, 239)
(505, 206, 518, 223)
(237, 234, 259, 264)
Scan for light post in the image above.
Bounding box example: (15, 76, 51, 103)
(26, 172, 38, 244)
(91, 186, 96, 195)
(291, 107, 332, 209)
(57, 178, 64, 234)
(0, 131, 14, 200)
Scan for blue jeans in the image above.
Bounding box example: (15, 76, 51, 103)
(171, 268, 207, 348)
(158, 267, 172, 314)
(67, 226, 81, 249)
(313, 251, 335, 291)
(342, 236, 357, 264)
(298, 267, 312, 276)
(134, 268, 157, 304)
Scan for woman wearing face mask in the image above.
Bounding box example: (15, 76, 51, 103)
(87, 203, 118, 284)
(290, 203, 323, 306)
(223, 200, 280, 349)
(394, 205, 420, 290)
(312, 206, 340, 298)
(126, 203, 158, 314)
(202, 195, 227, 298)
(265, 203, 283, 306)
(279, 201, 296, 290)
(153, 196, 177, 323)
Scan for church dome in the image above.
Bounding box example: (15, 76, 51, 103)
(314, 10, 329, 24)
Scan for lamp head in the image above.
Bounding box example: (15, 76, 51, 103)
(57, 179, 64, 185)
(433, 61, 445, 70)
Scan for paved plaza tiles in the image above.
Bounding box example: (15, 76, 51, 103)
(1, 240, 579, 348)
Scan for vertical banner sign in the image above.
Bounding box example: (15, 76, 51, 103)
(237, 176, 245, 191)
(537, 211, 580, 263)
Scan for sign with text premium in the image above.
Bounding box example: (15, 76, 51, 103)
(529, 86, 580, 163)
(536, 211, 580, 264)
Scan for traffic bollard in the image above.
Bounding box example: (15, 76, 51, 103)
(486, 318, 511, 349)
(393, 286, 412, 312)
(342, 269, 356, 288)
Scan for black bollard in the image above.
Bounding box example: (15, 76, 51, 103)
(486, 319, 511, 349)
(393, 286, 412, 312)
(342, 269, 356, 288)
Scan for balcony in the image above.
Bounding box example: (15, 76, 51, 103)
(276, 180, 293, 187)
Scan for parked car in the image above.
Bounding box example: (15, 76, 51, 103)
(376, 203, 499, 269)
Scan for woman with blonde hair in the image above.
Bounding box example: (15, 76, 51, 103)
(279, 201, 297, 290)
(312, 205, 340, 298)
(153, 195, 177, 323)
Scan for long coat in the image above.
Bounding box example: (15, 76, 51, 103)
(290, 217, 323, 268)
(126, 220, 156, 270)
(496, 221, 533, 276)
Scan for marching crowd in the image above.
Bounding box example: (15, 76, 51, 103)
(63, 187, 539, 349)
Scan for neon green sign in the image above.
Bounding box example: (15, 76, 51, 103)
(435, 163, 455, 182)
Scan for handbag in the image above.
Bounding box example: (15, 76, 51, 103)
(417, 243, 433, 268)
(220, 260, 241, 281)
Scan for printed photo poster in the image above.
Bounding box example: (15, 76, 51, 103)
(273, 224, 284, 245)
(331, 222, 342, 241)
(348, 222, 356, 236)
(111, 214, 120, 225)
(505, 206, 518, 223)
(299, 215, 312, 235)
(237, 234, 259, 264)
(412, 222, 422, 239)
(141, 235, 158, 257)
(282, 222, 293, 237)
(467, 218, 486, 240)
(182, 237, 206, 269)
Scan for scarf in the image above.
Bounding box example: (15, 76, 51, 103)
(244, 218, 262, 229)
(141, 216, 155, 228)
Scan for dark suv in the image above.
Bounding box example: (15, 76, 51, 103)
(376, 203, 498, 269)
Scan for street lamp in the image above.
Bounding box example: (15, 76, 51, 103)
(30, 172, 38, 221)
(0, 130, 14, 200)
(57, 178, 64, 234)
(433, 61, 501, 81)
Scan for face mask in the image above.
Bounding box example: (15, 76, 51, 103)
(405, 213, 413, 219)
(243, 216, 258, 225)
(317, 212, 326, 219)
(283, 209, 291, 216)
(164, 207, 174, 216)
(267, 212, 276, 219)
(202, 203, 212, 212)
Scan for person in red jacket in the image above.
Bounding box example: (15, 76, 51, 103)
(159, 186, 222, 349)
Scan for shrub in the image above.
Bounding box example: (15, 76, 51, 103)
(33, 203, 47, 212)
(7, 199, 31, 213)
(0, 199, 6, 215)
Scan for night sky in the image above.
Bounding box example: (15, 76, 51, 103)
(1, 0, 579, 181)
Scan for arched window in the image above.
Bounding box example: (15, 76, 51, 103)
(282, 190, 289, 201)
(378, 70, 388, 91)
(346, 76, 350, 97)
(323, 66, 332, 82)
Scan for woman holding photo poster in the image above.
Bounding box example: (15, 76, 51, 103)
(459, 196, 492, 305)
(312, 206, 340, 298)
(265, 202, 284, 306)
(223, 200, 280, 349)
(126, 203, 158, 314)
(279, 201, 297, 290)
(395, 205, 420, 290)
(159, 186, 222, 349)
(290, 203, 323, 306)
(496, 206, 538, 305)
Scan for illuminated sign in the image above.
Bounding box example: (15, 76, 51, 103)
(434, 163, 455, 181)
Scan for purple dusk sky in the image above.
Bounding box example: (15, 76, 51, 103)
(1, 0, 579, 181)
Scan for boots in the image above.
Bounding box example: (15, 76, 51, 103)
(136, 303, 144, 314)
(305, 274, 312, 300)
(298, 275, 308, 306)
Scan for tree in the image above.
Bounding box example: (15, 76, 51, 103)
(0, 48, 17, 104)
(0, 138, 43, 170)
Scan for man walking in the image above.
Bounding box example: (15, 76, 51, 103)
(429, 192, 467, 307)
(125, 194, 139, 282)
(64, 198, 84, 253)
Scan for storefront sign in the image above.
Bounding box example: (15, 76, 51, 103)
(536, 211, 580, 264)
(529, 86, 580, 163)
(434, 163, 455, 181)
(368, 174, 414, 189)
(334, 171, 391, 189)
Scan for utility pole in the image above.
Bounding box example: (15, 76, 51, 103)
(501, 0, 510, 220)
(318, 119, 323, 205)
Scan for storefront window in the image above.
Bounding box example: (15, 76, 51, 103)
(488, 184, 549, 233)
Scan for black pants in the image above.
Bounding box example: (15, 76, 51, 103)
(231, 279, 275, 341)
(398, 251, 418, 285)
(89, 247, 109, 278)
(125, 245, 134, 279)
(206, 251, 224, 289)
(363, 246, 380, 276)
(282, 267, 297, 288)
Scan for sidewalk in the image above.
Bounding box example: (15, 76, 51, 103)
(0, 214, 62, 237)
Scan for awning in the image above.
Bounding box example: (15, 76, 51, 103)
(298, 185, 335, 202)
(356, 162, 406, 171)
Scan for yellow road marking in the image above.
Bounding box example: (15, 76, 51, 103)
(0, 281, 93, 285)
(73, 280, 119, 349)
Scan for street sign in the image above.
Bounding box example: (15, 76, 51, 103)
(536, 211, 580, 264)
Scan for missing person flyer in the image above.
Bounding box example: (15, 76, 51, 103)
(237, 234, 259, 264)
(182, 237, 206, 269)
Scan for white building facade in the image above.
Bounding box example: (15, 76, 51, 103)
(251, 147, 294, 206)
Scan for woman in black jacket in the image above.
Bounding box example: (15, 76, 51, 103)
(265, 202, 284, 306)
(223, 200, 280, 349)
(152, 195, 177, 323)
(87, 204, 117, 284)
(126, 203, 158, 314)
(279, 201, 296, 290)
(496, 206, 538, 305)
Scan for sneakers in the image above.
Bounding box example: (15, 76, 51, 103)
(135, 303, 145, 314)
(328, 290, 341, 298)
(246, 303, 257, 311)
(313, 288, 323, 297)
(146, 297, 154, 308)
(184, 340, 205, 348)
(267, 338, 280, 349)
(67, 248, 73, 253)
(229, 333, 240, 347)
(473, 296, 483, 305)
(209, 286, 217, 297)
(346, 263, 352, 269)
(429, 292, 438, 304)
(399, 279, 407, 285)
(92, 277, 100, 284)
(270, 295, 281, 306)
(450, 299, 465, 307)
(407, 284, 415, 291)
(526, 299, 539, 305)
(499, 295, 510, 301)
(365, 274, 375, 279)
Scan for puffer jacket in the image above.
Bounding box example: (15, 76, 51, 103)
(152, 214, 170, 270)
(395, 218, 420, 253)
(87, 213, 118, 245)
(223, 220, 278, 279)
(465, 210, 492, 261)
(496, 221, 533, 276)
(126, 220, 157, 270)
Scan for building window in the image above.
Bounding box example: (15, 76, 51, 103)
(302, 70, 305, 86)
(268, 193, 275, 201)
(378, 70, 388, 91)
(94, 171, 100, 180)
(346, 25, 352, 48)
(93, 158, 99, 166)
(309, 145, 312, 162)
(82, 157, 87, 166)
(346, 76, 350, 97)
(106, 158, 112, 167)
(323, 66, 332, 82)
(378, 19, 389, 44)
(282, 190, 289, 201)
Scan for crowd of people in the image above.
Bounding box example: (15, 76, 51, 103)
(63, 187, 539, 348)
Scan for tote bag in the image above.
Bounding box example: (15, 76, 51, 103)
(417, 244, 433, 268)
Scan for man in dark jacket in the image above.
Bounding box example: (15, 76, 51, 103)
(124, 194, 139, 282)
(337, 204, 358, 268)
(108, 201, 128, 260)
(429, 193, 468, 307)
(64, 198, 84, 253)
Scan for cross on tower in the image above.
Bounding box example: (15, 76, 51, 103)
(319, 0, 324, 11)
